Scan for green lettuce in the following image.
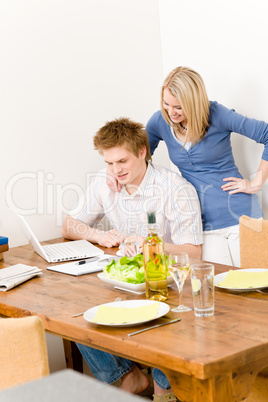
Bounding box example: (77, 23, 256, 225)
(103, 254, 144, 284)
(103, 254, 170, 284)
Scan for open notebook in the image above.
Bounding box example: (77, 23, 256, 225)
(15, 214, 104, 263)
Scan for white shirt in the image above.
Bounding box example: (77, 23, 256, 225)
(170, 126, 192, 151)
(70, 163, 203, 245)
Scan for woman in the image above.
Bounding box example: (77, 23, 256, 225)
(146, 66, 268, 266)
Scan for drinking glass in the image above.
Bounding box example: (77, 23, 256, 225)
(168, 252, 192, 312)
(191, 263, 214, 317)
(120, 234, 140, 257)
(119, 220, 140, 257)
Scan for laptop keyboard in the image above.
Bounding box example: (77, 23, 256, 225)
(43, 240, 103, 261)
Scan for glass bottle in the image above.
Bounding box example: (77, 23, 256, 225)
(143, 211, 168, 301)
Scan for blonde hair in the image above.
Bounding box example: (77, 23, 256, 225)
(161, 66, 210, 144)
(94, 117, 152, 162)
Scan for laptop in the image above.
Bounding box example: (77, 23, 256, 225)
(16, 214, 104, 263)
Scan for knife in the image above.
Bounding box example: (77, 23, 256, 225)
(127, 318, 181, 336)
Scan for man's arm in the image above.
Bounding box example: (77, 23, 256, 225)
(129, 234, 201, 259)
(165, 242, 202, 260)
(164, 173, 203, 259)
(62, 215, 120, 248)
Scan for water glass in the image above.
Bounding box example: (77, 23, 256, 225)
(119, 221, 140, 257)
(120, 236, 140, 257)
(191, 263, 214, 317)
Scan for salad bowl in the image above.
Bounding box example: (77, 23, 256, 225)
(97, 273, 174, 293)
(98, 254, 174, 293)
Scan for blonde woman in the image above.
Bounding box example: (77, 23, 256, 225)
(146, 66, 268, 267)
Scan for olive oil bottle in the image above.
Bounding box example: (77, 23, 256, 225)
(143, 211, 168, 301)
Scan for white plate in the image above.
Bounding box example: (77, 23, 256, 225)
(214, 268, 268, 292)
(97, 273, 174, 293)
(83, 299, 170, 327)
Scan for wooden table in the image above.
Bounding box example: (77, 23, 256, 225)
(0, 239, 268, 401)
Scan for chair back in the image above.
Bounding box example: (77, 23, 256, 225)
(239, 215, 268, 268)
(0, 315, 49, 390)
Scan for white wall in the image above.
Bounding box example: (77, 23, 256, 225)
(158, 0, 268, 218)
(0, 0, 164, 247)
(0, 0, 164, 373)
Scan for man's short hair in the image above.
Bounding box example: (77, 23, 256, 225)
(93, 117, 152, 162)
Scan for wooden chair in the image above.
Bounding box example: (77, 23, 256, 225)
(239, 215, 268, 401)
(239, 215, 268, 268)
(0, 315, 50, 390)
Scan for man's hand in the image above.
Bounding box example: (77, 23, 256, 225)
(119, 234, 144, 257)
(96, 229, 121, 248)
(106, 172, 121, 192)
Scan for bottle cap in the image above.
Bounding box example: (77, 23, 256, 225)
(147, 211, 156, 224)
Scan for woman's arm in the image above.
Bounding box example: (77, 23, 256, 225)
(146, 111, 163, 155)
(221, 159, 268, 194)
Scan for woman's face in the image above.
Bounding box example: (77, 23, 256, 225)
(163, 87, 187, 125)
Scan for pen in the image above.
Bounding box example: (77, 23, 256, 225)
(76, 257, 99, 265)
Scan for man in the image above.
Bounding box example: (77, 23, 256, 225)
(62, 117, 202, 258)
(62, 117, 203, 401)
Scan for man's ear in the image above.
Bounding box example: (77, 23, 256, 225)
(140, 146, 147, 159)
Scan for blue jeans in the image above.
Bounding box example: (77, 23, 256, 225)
(76, 343, 171, 390)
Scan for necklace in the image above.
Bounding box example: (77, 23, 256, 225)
(179, 122, 187, 131)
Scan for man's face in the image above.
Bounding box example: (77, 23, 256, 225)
(103, 145, 147, 193)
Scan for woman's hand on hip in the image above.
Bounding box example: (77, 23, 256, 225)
(221, 177, 261, 194)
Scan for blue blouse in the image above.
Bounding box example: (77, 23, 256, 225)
(146, 101, 268, 231)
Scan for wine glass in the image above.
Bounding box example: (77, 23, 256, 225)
(168, 252, 192, 312)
